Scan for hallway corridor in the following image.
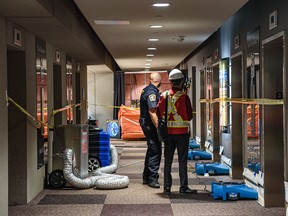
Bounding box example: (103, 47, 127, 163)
(9, 140, 285, 216)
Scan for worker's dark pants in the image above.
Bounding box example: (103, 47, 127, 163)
(141, 124, 162, 183)
(164, 133, 189, 189)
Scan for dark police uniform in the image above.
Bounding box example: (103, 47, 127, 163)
(139, 83, 162, 185)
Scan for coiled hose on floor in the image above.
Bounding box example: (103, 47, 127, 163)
(63, 144, 129, 189)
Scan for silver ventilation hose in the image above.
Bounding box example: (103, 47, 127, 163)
(63, 144, 129, 189)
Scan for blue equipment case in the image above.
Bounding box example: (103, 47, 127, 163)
(195, 162, 229, 175)
(189, 139, 200, 149)
(211, 182, 258, 201)
(89, 128, 111, 167)
(188, 149, 212, 160)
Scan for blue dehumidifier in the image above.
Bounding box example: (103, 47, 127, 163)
(211, 182, 258, 201)
(195, 162, 229, 175)
(188, 149, 212, 160)
(89, 128, 111, 172)
(189, 139, 200, 149)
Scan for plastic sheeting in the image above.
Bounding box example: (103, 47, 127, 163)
(118, 105, 145, 140)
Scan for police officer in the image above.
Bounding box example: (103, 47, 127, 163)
(139, 72, 162, 188)
(157, 69, 197, 195)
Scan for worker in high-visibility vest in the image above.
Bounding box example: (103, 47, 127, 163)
(157, 69, 196, 196)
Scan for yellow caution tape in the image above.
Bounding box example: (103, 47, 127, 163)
(49, 103, 82, 128)
(10, 94, 195, 129)
(88, 103, 140, 110)
(7, 96, 48, 127)
(200, 97, 283, 105)
(7, 95, 83, 129)
(7, 95, 141, 129)
(96, 104, 124, 109)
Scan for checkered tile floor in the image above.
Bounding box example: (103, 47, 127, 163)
(9, 141, 285, 216)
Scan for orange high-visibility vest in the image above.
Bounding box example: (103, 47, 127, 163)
(159, 90, 191, 135)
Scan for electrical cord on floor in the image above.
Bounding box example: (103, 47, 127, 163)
(188, 162, 212, 194)
(117, 160, 144, 169)
(195, 174, 211, 193)
(187, 162, 195, 172)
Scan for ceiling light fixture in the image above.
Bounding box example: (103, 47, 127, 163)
(145, 63, 151, 66)
(146, 54, 154, 57)
(152, 3, 171, 7)
(149, 25, 163, 28)
(147, 47, 157, 50)
(145, 59, 152, 62)
(94, 20, 130, 25)
(148, 38, 159, 42)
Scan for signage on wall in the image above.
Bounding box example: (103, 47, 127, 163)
(269, 10, 278, 30)
(234, 35, 240, 50)
(247, 28, 259, 48)
(55, 50, 61, 63)
(13, 27, 22, 47)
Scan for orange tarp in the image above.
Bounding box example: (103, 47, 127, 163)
(118, 105, 145, 140)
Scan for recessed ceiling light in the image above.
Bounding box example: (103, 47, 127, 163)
(94, 20, 130, 25)
(147, 54, 154, 57)
(152, 3, 171, 7)
(149, 25, 163, 28)
(148, 38, 159, 42)
(145, 63, 151, 66)
(147, 47, 157, 50)
(146, 59, 152, 62)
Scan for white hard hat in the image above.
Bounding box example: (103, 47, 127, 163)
(169, 69, 184, 80)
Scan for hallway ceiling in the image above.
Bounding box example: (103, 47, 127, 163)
(0, 1, 248, 73)
(73, 0, 248, 72)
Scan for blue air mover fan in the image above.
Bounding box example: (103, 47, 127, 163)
(106, 120, 121, 138)
(188, 149, 212, 160)
(195, 162, 229, 175)
(189, 139, 200, 149)
(211, 182, 258, 201)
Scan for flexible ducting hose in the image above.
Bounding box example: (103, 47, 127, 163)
(63, 144, 129, 189)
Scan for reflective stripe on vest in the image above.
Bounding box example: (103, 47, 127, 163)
(167, 121, 189, 127)
(167, 91, 189, 128)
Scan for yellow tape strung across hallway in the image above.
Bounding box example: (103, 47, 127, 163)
(7, 96, 49, 128)
(6, 94, 139, 129)
(6, 94, 82, 129)
(49, 103, 81, 129)
(88, 102, 140, 110)
(7, 93, 197, 129)
(200, 97, 284, 105)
